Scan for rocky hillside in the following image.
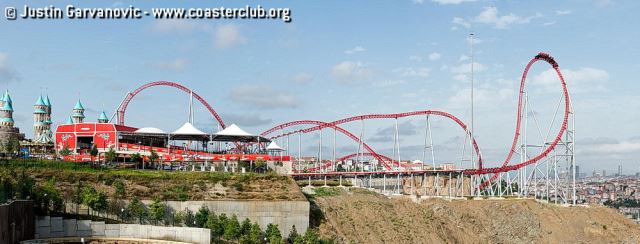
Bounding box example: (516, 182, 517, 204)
(310, 188, 640, 243)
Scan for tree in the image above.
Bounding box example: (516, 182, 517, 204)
(128, 197, 147, 224)
(35, 178, 64, 215)
(247, 222, 263, 244)
(131, 153, 142, 168)
(105, 147, 117, 163)
(206, 213, 224, 240)
(224, 214, 241, 240)
(302, 228, 320, 244)
(113, 180, 126, 199)
(148, 198, 167, 225)
(90, 144, 99, 157)
(265, 223, 282, 244)
(81, 186, 108, 217)
(288, 225, 303, 244)
(195, 205, 210, 227)
(173, 210, 186, 226)
(60, 145, 72, 156)
(184, 209, 196, 227)
(149, 149, 159, 164)
(4, 138, 20, 155)
(240, 218, 252, 236)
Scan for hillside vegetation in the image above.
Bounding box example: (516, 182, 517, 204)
(0, 160, 305, 201)
(309, 188, 640, 243)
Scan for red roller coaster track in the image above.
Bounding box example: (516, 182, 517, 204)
(261, 110, 483, 171)
(114, 81, 226, 128)
(263, 53, 570, 188)
(264, 120, 394, 171)
(115, 53, 569, 190)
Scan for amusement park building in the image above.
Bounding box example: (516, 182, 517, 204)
(54, 100, 286, 162)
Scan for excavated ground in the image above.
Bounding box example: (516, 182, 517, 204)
(311, 188, 640, 244)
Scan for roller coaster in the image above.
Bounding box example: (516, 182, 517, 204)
(114, 52, 575, 204)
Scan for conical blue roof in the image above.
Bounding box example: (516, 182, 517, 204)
(3, 91, 12, 105)
(66, 116, 73, 124)
(43, 95, 51, 106)
(1, 100, 13, 111)
(74, 100, 84, 110)
(35, 95, 46, 106)
(98, 111, 109, 122)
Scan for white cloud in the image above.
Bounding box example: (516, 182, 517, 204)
(531, 67, 609, 93)
(555, 10, 572, 15)
(458, 55, 470, 62)
(373, 80, 407, 87)
(214, 24, 246, 49)
(474, 7, 542, 29)
(409, 55, 423, 62)
(411, 0, 425, 4)
(453, 73, 468, 82)
(592, 141, 640, 154)
(543, 21, 556, 26)
(393, 67, 430, 78)
(331, 61, 373, 83)
(230, 85, 299, 109)
(452, 17, 471, 28)
(291, 73, 313, 84)
(0, 53, 19, 82)
(428, 52, 441, 61)
(151, 19, 199, 33)
(450, 62, 487, 74)
(432, 0, 477, 5)
(447, 87, 514, 109)
(344, 46, 365, 55)
(154, 58, 188, 72)
(220, 113, 272, 127)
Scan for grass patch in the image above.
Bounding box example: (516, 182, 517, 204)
(314, 187, 343, 197)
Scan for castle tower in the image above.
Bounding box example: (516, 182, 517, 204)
(66, 116, 73, 124)
(43, 95, 52, 126)
(98, 110, 109, 123)
(71, 99, 85, 124)
(34, 95, 53, 143)
(0, 91, 15, 127)
(33, 95, 47, 139)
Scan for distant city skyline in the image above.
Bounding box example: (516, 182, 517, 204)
(0, 0, 639, 174)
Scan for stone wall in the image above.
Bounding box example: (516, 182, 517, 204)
(0, 200, 35, 244)
(34, 216, 210, 244)
(151, 200, 309, 237)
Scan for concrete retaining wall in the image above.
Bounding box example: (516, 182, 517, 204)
(35, 216, 210, 244)
(151, 200, 309, 237)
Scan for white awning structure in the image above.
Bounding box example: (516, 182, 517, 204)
(211, 123, 271, 143)
(170, 122, 209, 141)
(135, 127, 166, 134)
(266, 141, 284, 151)
(215, 124, 252, 136)
(172, 122, 207, 135)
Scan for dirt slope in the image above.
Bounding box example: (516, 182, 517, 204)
(312, 189, 640, 243)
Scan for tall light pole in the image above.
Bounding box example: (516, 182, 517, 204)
(470, 32, 477, 196)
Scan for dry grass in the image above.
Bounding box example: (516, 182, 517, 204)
(312, 188, 640, 243)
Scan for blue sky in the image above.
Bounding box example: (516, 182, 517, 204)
(0, 0, 638, 174)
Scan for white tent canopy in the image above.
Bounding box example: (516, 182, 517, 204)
(172, 122, 207, 135)
(266, 141, 284, 151)
(211, 123, 271, 143)
(169, 122, 210, 141)
(135, 127, 166, 134)
(215, 124, 253, 136)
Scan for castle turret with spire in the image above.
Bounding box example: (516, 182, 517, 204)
(33, 94, 53, 143)
(98, 110, 109, 123)
(71, 99, 85, 124)
(0, 90, 24, 149)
